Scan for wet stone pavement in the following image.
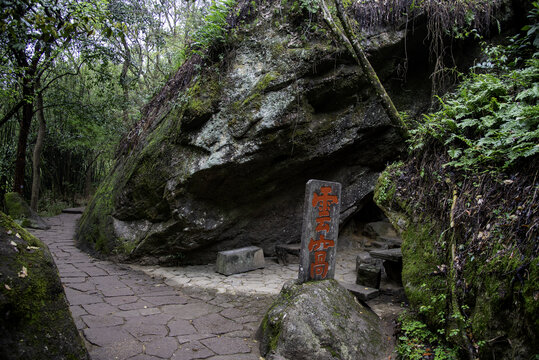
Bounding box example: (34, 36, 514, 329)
(30, 213, 274, 360)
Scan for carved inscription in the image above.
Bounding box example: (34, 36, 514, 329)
(298, 180, 341, 283)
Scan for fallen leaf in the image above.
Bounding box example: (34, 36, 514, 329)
(7, 230, 12, 235)
(26, 246, 40, 250)
(18, 266, 27, 278)
(15, 233, 21, 239)
(10, 241, 17, 247)
(4, 284, 11, 290)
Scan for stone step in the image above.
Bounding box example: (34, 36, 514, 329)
(340, 282, 380, 301)
(216, 246, 265, 275)
(369, 248, 402, 262)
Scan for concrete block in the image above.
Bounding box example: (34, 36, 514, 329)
(216, 246, 265, 275)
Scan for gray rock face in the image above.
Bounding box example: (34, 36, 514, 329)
(76, 3, 432, 264)
(258, 279, 387, 360)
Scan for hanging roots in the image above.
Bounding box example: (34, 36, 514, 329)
(351, 0, 505, 97)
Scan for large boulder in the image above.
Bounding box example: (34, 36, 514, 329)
(258, 279, 388, 360)
(77, 2, 432, 264)
(0, 211, 89, 359)
(4, 192, 50, 230)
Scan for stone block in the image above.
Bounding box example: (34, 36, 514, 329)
(378, 235, 402, 249)
(216, 246, 265, 275)
(369, 248, 402, 262)
(356, 263, 381, 289)
(356, 252, 382, 267)
(370, 248, 403, 285)
(340, 282, 380, 301)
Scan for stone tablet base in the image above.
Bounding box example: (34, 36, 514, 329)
(216, 246, 265, 275)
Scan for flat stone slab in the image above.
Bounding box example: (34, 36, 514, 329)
(216, 246, 265, 276)
(62, 207, 85, 214)
(340, 282, 380, 301)
(369, 248, 402, 262)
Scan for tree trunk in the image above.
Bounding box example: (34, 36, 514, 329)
(120, 35, 132, 125)
(30, 90, 46, 210)
(321, 0, 408, 138)
(13, 80, 34, 195)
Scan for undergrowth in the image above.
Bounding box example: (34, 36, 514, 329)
(407, 1, 539, 174)
(392, 4, 539, 359)
(397, 311, 459, 360)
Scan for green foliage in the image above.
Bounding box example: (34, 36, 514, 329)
(191, 0, 237, 55)
(374, 161, 403, 205)
(296, 0, 320, 14)
(408, 3, 539, 173)
(397, 312, 459, 360)
(409, 53, 539, 172)
(522, 2, 539, 50)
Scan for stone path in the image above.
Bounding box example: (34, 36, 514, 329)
(30, 213, 274, 360)
(132, 250, 358, 297)
(30, 212, 403, 360)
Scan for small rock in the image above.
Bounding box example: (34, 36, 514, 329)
(356, 263, 381, 289)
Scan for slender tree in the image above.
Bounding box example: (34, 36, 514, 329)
(0, 0, 108, 194)
(320, 0, 408, 138)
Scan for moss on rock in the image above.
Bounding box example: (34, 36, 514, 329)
(0, 211, 89, 359)
(4, 192, 50, 230)
(258, 279, 388, 360)
(374, 158, 539, 358)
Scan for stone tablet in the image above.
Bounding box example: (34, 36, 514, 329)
(216, 246, 265, 275)
(298, 179, 341, 283)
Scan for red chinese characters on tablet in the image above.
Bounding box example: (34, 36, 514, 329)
(309, 186, 338, 279)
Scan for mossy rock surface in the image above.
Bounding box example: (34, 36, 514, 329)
(374, 160, 539, 359)
(4, 192, 50, 230)
(258, 279, 388, 360)
(77, 2, 436, 265)
(0, 211, 89, 360)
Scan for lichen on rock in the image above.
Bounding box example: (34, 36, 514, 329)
(76, 1, 433, 264)
(258, 279, 388, 360)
